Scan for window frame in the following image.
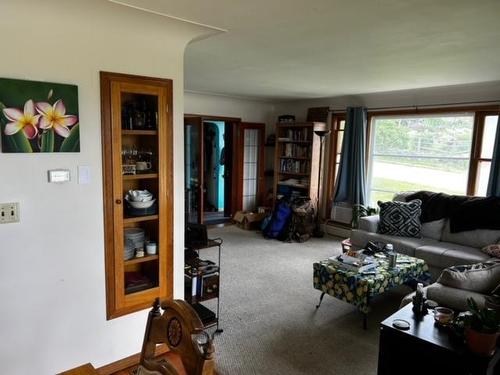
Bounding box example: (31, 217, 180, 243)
(327, 105, 500, 208)
(326, 114, 345, 216)
(367, 111, 475, 202)
(468, 111, 499, 195)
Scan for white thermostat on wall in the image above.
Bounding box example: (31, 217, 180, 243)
(48, 169, 71, 183)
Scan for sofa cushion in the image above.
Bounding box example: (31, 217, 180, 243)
(441, 220, 500, 248)
(358, 215, 379, 233)
(351, 229, 439, 257)
(437, 261, 500, 294)
(482, 244, 500, 258)
(421, 219, 446, 241)
(378, 199, 422, 238)
(416, 243, 491, 269)
(425, 283, 489, 312)
(399, 285, 488, 311)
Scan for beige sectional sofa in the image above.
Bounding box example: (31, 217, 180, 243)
(400, 260, 500, 311)
(351, 214, 498, 278)
(351, 192, 500, 311)
(400, 280, 491, 311)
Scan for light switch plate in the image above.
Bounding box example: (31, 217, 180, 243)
(78, 166, 91, 185)
(48, 169, 71, 183)
(0, 202, 19, 224)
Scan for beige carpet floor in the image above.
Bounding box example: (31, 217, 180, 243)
(200, 225, 411, 375)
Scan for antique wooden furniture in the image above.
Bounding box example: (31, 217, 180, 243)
(137, 299, 216, 375)
(57, 363, 98, 375)
(100, 72, 173, 319)
(273, 122, 323, 203)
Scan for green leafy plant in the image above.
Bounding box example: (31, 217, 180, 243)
(466, 297, 500, 334)
(352, 204, 379, 229)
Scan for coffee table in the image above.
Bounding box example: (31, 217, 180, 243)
(378, 304, 499, 374)
(313, 253, 430, 329)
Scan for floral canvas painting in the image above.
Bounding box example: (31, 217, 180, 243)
(0, 78, 79, 153)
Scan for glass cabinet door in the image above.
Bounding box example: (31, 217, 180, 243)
(101, 72, 173, 319)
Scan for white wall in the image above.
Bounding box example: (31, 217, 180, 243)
(185, 91, 276, 133)
(276, 81, 500, 121)
(0, 1, 216, 374)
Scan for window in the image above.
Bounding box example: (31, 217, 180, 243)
(368, 114, 475, 206)
(473, 114, 499, 196)
(242, 128, 260, 210)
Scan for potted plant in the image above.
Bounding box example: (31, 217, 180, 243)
(351, 204, 378, 229)
(465, 297, 500, 356)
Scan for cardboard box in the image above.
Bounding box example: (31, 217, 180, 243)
(233, 210, 267, 230)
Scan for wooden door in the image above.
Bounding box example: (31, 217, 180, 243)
(184, 116, 204, 223)
(235, 122, 266, 211)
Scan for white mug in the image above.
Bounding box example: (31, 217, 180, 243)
(136, 161, 152, 171)
(146, 241, 157, 255)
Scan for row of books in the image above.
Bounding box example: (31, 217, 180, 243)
(186, 272, 219, 300)
(185, 259, 220, 300)
(280, 128, 311, 141)
(280, 159, 310, 174)
(282, 143, 310, 157)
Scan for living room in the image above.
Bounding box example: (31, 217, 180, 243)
(1, 1, 500, 374)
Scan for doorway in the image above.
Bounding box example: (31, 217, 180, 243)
(184, 115, 265, 225)
(203, 121, 228, 225)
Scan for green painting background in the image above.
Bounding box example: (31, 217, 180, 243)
(0, 78, 79, 153)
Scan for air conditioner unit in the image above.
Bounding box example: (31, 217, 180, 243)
(331, 203, 353, 224)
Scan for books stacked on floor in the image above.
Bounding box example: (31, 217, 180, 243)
(328, 253, 376, 273)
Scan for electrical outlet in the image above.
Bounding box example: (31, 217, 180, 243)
(0, 202, 19, 224)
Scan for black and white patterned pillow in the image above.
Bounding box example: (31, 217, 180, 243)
(377, 199, 422, 238)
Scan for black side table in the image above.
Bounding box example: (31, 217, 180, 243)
(378, 304, 499, 375)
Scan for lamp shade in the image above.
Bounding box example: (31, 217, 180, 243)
(313, 122, 330, 137)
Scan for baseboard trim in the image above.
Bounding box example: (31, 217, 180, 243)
(324, 222, 351, 238)
(97, 344, 169, 375)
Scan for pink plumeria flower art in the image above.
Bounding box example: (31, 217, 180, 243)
(36, 99, 78, 138)
(3, 99, 40, 139)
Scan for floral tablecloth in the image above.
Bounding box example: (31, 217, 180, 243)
(313, 254, 430, 313)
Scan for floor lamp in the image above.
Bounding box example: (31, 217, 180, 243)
(313, 123, 331, 237)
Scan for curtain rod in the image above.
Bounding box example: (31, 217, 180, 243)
(328, 99, 500, 113)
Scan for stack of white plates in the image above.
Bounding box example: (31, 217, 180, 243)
(124, 228, 145, 259)
(124, 238, 135, 260)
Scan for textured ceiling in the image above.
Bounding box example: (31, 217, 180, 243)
(113, 0, 500, 100)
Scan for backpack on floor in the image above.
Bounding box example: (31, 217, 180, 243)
(289, 197, 316, 242)
(262, 200, 292, 239)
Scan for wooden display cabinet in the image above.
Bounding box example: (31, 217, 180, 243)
(273, 122, 323, 203)
(100, 72, 173, 319)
